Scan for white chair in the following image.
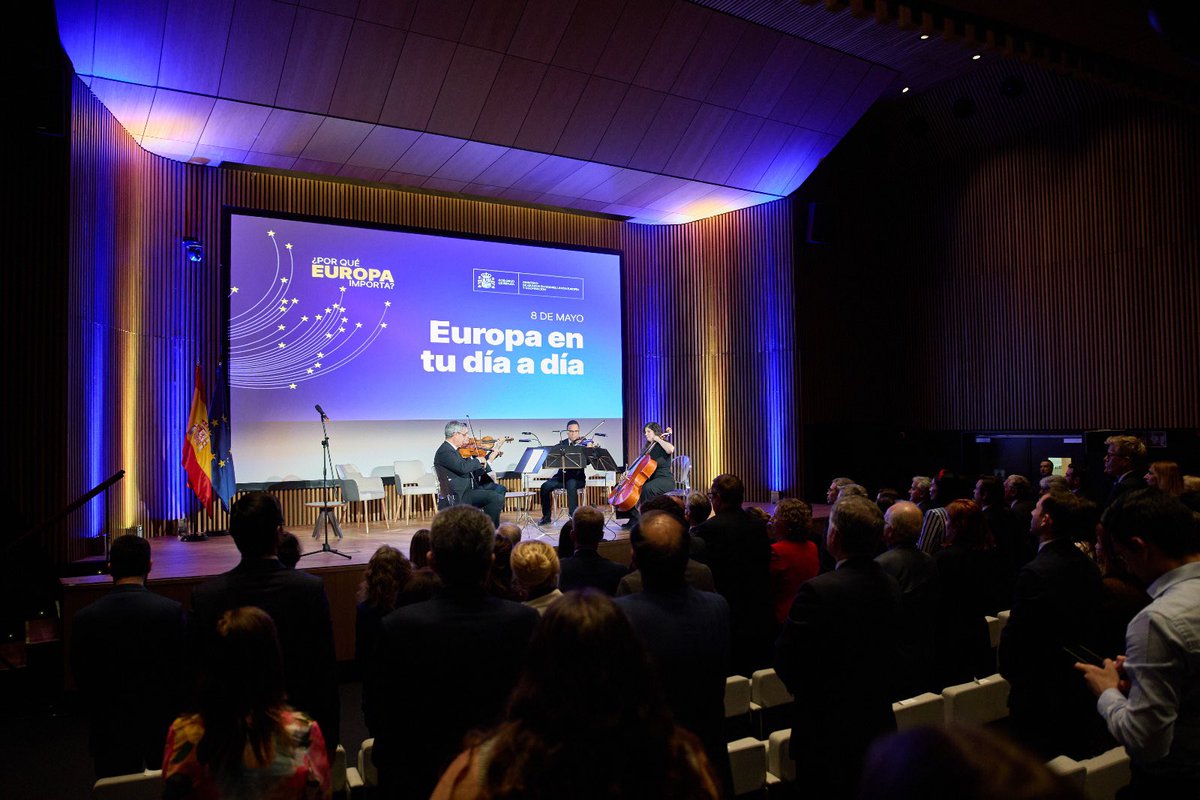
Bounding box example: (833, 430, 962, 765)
(93, 770, 162, 800)
(725, 675, 752, 718)
(941, 673, 1011, 725)
(336, 464, 388, 533)
(987, 614, 1006, 649)
(750, 668, 794, 737)
(393, 460, 439, 525)
(332, 743, 365, 798)
(1080, 746, 1131, 800)
(892, 692, 945, 730)
(727, 737, 768, 796)
(1046, 755, 1087, 790)
(358, 737, 378, 787)
(767, 728, 796, 782)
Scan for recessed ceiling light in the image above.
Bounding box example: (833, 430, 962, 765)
(920, 34, 929, 40)
(972, 54, 982, 60)
(902, 87, 910, 93)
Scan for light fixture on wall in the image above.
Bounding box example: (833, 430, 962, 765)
(183, 238, 204, 263)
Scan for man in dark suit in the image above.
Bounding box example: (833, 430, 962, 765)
(693, 473, 774, 674)
(189, 491, 340, 752)
(558, 505, 627, 594)
(876, 500, 939, 698)
(616, 510, 732, 796)
(1103, 434, 1148, 510)
(1000, 490, 1109, 759)
(976, 474, 1033, 605)
(776, 494, 902, 799)
(369, 505, 538, 800)
(434, 420, 506, 525)
(70, 535, 185, 778)
(537, 419, 592, 525)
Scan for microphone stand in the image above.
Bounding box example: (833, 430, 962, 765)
(302, 410, 350, 560)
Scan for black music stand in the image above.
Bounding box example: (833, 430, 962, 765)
(585, 448, 619, 472)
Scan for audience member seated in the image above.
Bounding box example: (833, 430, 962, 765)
(190, 492, 339, 752)
(1145, 460, 1183, 497)
(356, 545, 414, 730)
(369, 506, 538, 800)
(775, 495, 902, 799)
(999, 490, 1111, 759)
(1076, 488, 1200, 798)
(558, 506, 627, 595)
(486, 524, 523, 601)
(277, 532, 301, 568)
(1102, 434, 1147, 509)
(859, 724, 1084, 800)
(918, 472, 969, 554)
(934, 499, 1000, 687)
(163, 607, 330, 800)
(767, 498, 819, 627)
(694, 473, 775, 674)
(430, 591, 719, 800)
(511, 540, 563, 614)
(70, 534, 185, 778)
(556, 519, 574, 559)
(685, 490, 711, 560)
(616, 510, 733, 796)
(618, 496, 715, 595)
(876, 500, 940, 698)
(409, 528, 431, 569)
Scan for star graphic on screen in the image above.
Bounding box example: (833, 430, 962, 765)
(280, 277, 288, 284)
(230, 286, 239, 293)
(289, 383, 296, 389)
(277, 324, 286, 331)
(317, 352, 324, 358)
(306, 368, 313, 374)
(291, 298, 298, 304)
(355, 322, 362, 328)
(279, 306, 287, 313)
(380, 323, 387, 328)
(325, 333, 333, 338)
(341, 317, 348, 323)
(339, 287, 346, 292)
(384, 300, 391, 307)
(314, 362, 322, 368)
(338, 327, 345, 333)
(267, 230, 275, 237)
(278, 342, 286, 349)
(315, 314, 322, 320)
(325, 307, 332, 314)
(300, 316, 309, 322)
(285, 243, 293, 250)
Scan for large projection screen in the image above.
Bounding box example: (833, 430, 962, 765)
(226, 211, 625, 484)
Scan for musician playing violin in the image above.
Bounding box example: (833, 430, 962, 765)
(537, 420, 595, 526)
(434, 420, 507, 525)
(619, 422, 676, 527)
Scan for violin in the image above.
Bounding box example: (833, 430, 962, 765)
(607, 427, 672, 512)
(458, 435, 513, 459)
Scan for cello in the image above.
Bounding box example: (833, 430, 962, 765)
(607, 427, 672, 512)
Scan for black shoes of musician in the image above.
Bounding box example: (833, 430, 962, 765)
(620, 521, 634, 530)
(537, 517, 551, 526)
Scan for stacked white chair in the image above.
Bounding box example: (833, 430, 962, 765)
(941, 673, 1011, 725)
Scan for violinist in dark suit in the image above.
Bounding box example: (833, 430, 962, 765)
(537, 420, 594, 526)
(435, 420, 506, 526)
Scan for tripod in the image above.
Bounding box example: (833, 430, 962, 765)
(302, 409, 349, 560)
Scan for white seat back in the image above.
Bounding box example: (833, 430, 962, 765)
(725, 675, 752, 718)
(727, 737, 767, 795)
(1080, 746, 1131, 800)
(1046, 755, 1086, 789)
(766, 728, 796, 782)
(393, 459, 426, 484)
(892, 692, 945, 730)
(941, 673, 1011, 725)
(358, 738, 378, 787)
(93, 770, 163, 800)
(750, 668, 794, 709)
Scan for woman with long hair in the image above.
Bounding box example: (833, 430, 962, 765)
(1145, 461, 1184, 497)
(431, 590, 718, 800)
(355, 545, 414, 670)
(163, 606, 330, 799)
(934, 499, 1001, 686)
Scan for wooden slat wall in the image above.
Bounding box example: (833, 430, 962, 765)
(798, 96, 1200, 432)
(59, 77, 798, 560)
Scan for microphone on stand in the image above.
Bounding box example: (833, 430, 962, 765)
(315, 404, 330, 420)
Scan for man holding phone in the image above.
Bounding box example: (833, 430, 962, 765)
(1077, 489, 1200, 797)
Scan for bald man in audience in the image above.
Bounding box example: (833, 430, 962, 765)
(876, 501, 939, 697)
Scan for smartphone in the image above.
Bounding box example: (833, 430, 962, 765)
(1063, 644, 1105, 666)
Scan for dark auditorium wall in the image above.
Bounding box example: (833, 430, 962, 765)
(56, 76, 797, 559)
(795, 69, 1200, 497)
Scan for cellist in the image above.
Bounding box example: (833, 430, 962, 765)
(617, 422, 676, 528)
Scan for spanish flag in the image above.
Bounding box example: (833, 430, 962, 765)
(182, 364, 215, 512)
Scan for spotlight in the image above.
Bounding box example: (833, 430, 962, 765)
(920, 34, 929, 40)
(183, 238, 204, 263)
(972, 54, 982, 60)
(902, 86, 910, 93)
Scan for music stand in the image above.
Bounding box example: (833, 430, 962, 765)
(511, 447, 549, 533)
(586, 448, 619, 472)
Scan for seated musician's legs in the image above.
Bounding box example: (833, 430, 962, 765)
(564, 476, 586, 515)
(538, 477, 563, 524)
(461, 488, 503, 526)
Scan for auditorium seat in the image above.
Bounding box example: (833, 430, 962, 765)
(750, 668, 794, 738)
(766, 728, 796, 783)
(892, 692, 945, 730)
(357, 738, 377, 788)
(1080, 746, 1131, 800)
(92, 769, 162, 800)
(727, 736, 768, 796)
(986, 614, 1005, 649)
(1046, 755, 1087, 789)
(725, 675, 753, 739)
(941, 673, 1011, 725)
(331, 744, 365, 798)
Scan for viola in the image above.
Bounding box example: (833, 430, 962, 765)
(458, 435, 513, 459)
(607, 427, 672, 512)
